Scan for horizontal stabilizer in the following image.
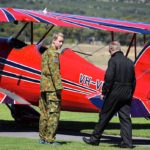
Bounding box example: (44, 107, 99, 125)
(86, 92, 104, 110)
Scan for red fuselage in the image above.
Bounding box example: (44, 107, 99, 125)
(0, 38, 104, 112)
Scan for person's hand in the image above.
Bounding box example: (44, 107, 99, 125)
(100, 94, 104, 100)
(56, 90, 62, 99)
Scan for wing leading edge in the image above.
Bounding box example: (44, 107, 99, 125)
(0, 8, 150, 34)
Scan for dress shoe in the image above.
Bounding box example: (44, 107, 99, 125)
(83, 136, 99, 146)
(119, 142, 134, 149)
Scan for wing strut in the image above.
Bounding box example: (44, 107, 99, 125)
(72, 50, 92, 56)
(37, 25, 54, 45)
(111, 31, 114, 41)
(15, 22, 29, 39)
(31, 22, 33, 44)
(125, 33, 136, 58)
(134, 34, 137, 59)
(143, 34, 146, 44)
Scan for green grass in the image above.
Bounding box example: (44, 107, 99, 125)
(60, 109, 150, 138)
(0, 136, 148, 150)
(0, 104, 150, 150)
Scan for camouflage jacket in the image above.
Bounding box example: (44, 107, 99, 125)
(40, 46, 63, 92)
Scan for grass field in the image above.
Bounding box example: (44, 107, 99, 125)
(0, 104, 150, 150)
(0, 136, 149, 150)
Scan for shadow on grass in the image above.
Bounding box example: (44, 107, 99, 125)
(0, 120, 150, 146)
(59, 121, 150, 146)
(100, 135, 150, 146)
(0, 120, 150, 132)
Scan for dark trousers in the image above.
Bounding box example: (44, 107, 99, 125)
(91, 93, 132, 146)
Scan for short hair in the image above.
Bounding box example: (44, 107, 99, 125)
(109, 41, 121, 52)
(52, 32, 64, 41)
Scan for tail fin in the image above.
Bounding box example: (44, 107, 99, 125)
(132, 43, 150, 117)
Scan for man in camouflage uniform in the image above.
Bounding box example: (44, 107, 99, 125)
(39, 32, 64, 145)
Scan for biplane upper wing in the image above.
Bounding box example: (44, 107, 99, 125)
(48, 12, 150, 34)
(0, 8, 81, 27)
(1, 8, 150, 34)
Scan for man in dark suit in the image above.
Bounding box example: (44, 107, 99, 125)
(83, 41, 136, 148)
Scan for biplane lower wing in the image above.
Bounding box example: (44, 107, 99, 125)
(0, 88, 31, 104)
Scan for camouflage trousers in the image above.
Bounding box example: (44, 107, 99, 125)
(39, 91, 61, 142)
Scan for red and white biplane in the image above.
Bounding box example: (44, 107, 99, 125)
(0, 8, 150, 122)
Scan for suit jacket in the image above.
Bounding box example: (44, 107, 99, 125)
(102, 51, 136, 99)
